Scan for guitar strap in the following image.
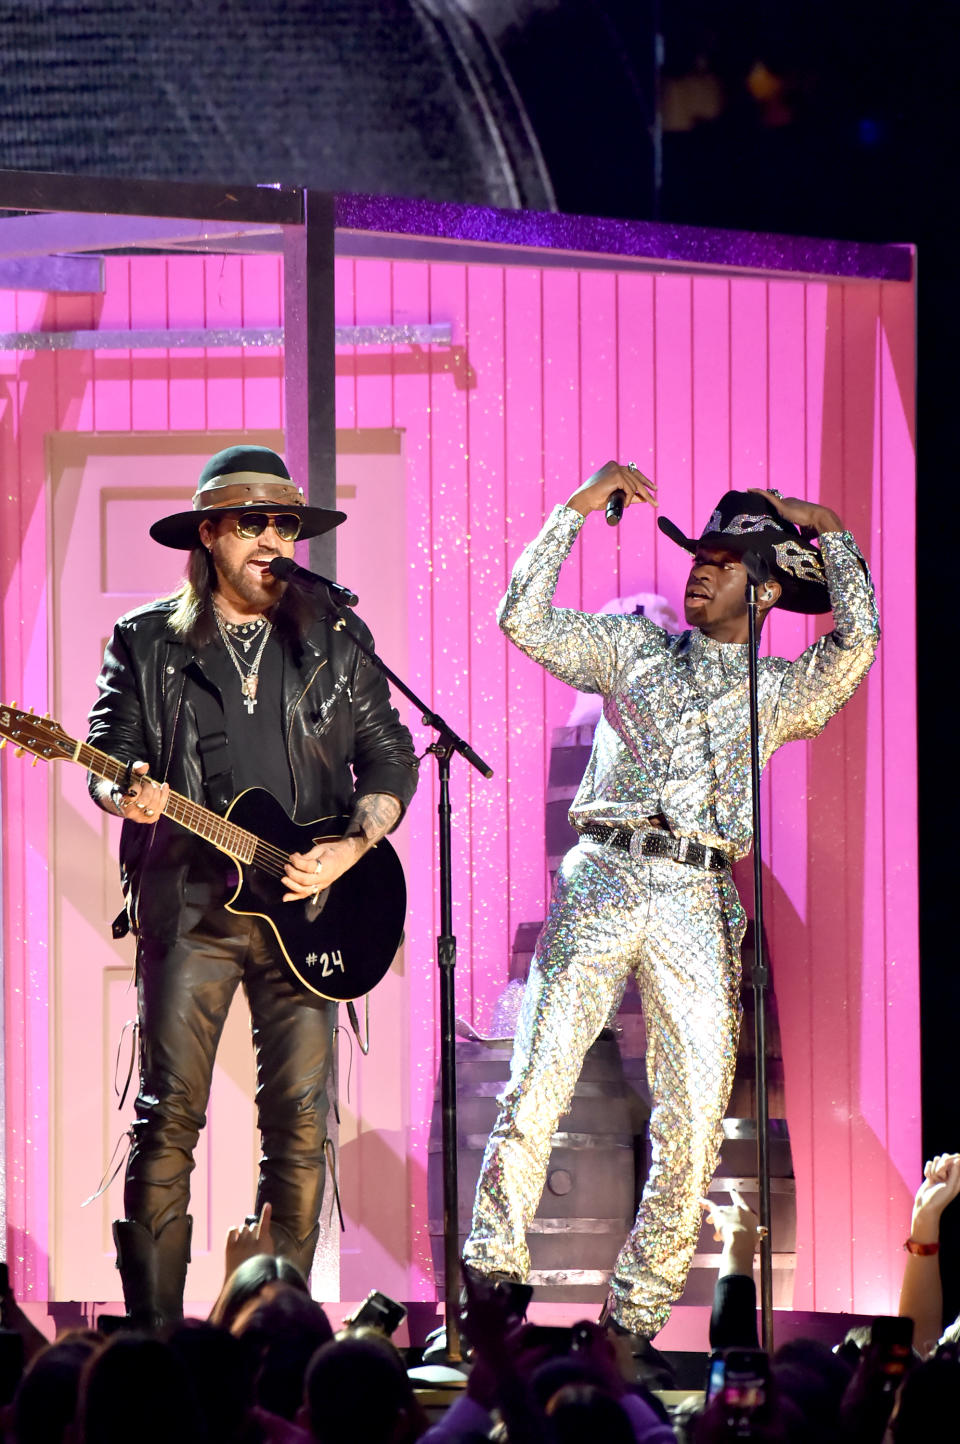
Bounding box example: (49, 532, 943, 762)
(189, 676, 235, 816)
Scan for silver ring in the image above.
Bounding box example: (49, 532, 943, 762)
(626, 461, 639, 471)
(315, 858, 323, 874)
(135, 802, 147, 812)
(145, 808, 155, 817)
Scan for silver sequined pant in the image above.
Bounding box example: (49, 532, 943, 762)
(463, 838, 745, 1337)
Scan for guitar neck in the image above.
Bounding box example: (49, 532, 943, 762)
(76, 741, 257, 865)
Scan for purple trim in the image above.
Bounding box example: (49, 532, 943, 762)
(334, 193, 913, 283)
(0, 256, 104, 293)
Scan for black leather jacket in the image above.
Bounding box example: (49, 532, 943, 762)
(87, 598, 418, 939)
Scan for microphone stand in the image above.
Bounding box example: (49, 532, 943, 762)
(311, 583, 492, 1364)
(743, 553, 775, 1354)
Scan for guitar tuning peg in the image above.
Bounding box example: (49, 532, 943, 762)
(28, 706, 34, 715)
(44, 712, 51, 719)
(14, 747, 24, 758)
(0, 738, 6, 749)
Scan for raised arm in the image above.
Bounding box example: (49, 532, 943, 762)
(899, 1153, 960, 1356)
(565, 458, 657, 520)
(750, 491, 880, 747)
(498, 460, 659, 692)
(700, 1189, 763, 1350)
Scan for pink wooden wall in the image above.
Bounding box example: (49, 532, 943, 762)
(0, 257, 286, 1303)
(1, 248, 917, 1318)
(337, 256, 918, 1315)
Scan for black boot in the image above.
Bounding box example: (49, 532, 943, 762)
(459, 1263, 525, 1310)
(113, 1215, 192, 1332)
(268, 1219, 319, 1280)
(599, 1296, 677, 1389)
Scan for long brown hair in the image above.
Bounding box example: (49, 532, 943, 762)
(166, 545, 317, 652)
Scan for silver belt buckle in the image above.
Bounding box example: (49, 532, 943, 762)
(676, 836, 690, 865)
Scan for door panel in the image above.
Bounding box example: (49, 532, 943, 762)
(49, 432, 278, 1304)
(47, 428, 407, 1305)
(333, 431, 415, 1303)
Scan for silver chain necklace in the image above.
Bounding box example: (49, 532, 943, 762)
(213, 605, 273, 714)
(216, 612, 267, 651)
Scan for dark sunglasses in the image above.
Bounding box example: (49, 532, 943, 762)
(234, 510, 303, 542)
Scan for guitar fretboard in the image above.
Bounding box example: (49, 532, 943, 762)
(76, 740, 274, 872)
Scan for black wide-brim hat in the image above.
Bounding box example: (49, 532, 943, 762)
(149, 445, 346, 549)
(657, 490, 831, 615)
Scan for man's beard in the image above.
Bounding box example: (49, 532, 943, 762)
(212, 542, 281, 611)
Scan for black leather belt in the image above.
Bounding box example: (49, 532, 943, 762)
(578, 823, 731, 873)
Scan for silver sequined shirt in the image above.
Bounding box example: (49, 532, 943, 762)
(498, 505, 879, 861)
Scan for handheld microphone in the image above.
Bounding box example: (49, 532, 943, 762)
(605, 490, 626, 527)
(268, 556, 359, 607)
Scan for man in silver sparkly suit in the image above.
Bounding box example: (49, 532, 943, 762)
(463, 459, 879, 1342)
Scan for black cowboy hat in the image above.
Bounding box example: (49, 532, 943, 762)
(657, 489, 830, 614)
(149, 445, 346, 549)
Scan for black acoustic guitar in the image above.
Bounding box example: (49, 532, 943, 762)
(0, 705, 406, 1002)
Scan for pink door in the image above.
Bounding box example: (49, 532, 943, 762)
(48, 431, 280, 1307)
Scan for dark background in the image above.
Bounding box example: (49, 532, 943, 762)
(1, 0, 955, 1309)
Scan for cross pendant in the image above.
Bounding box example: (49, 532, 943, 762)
(242, 674, 259, 713)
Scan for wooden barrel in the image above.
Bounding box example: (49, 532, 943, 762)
(428, 1030, 646, 1304)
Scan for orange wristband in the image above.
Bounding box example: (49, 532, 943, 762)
(904, 1238, 939, 1256)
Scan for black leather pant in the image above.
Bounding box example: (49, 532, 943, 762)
(125, 905, 336, 1274)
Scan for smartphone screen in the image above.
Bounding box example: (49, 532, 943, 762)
(706, 1352, 726, 1402)
(348, 1289, 408, 1336)
(523, 1324, 574, 1355)
(870, 1315, 914, 1387)
(722, 1349, 770, 1417)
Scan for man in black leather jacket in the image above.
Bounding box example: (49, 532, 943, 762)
(87, 445, 418, 1327)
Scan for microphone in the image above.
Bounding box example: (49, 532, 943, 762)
(605, 490, 626, 527)
(268, 556, 359, 607)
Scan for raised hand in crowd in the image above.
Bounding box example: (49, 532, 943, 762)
(225, 1200, 275, 1277)
(699, 1189, 765, 1351)
(207, 1201, 281, 1330)
(456, 1268, 549, 1443)
(700, 1188, 766, 1279)
(899, 1152, 960, 1356)
(419, 1267, 561, 1443)
(909, 1153, 960, 1243)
